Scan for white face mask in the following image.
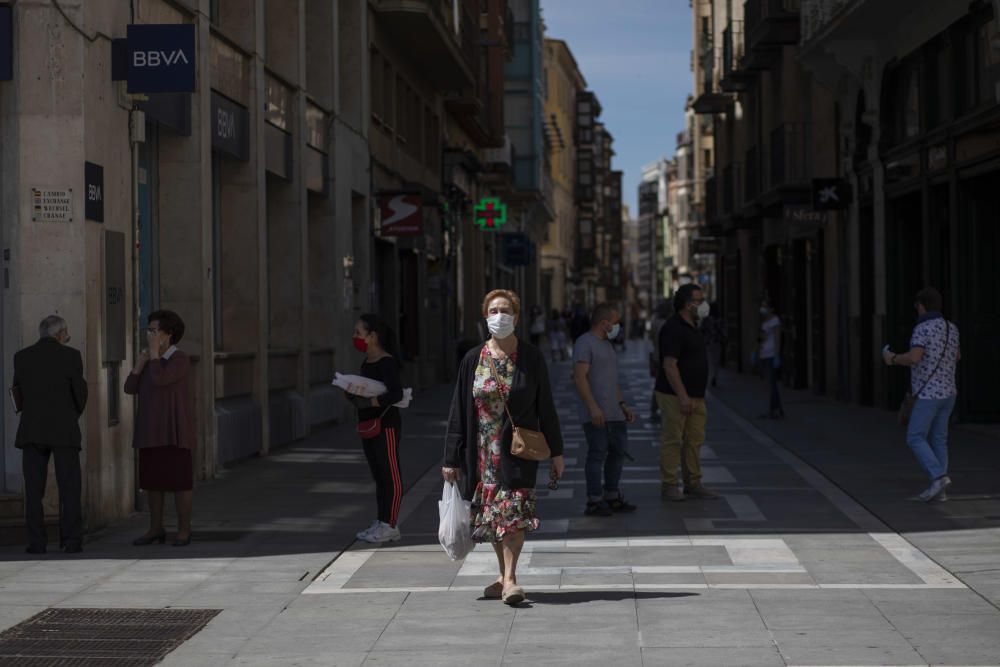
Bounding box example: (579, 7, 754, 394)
(607, 323, 621, 340)
(487, 313, 516, 339)
(760, 307, 769, 317)
(697, 302, 711, 320)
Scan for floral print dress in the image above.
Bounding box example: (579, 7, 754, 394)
(471, 346, 540, 543)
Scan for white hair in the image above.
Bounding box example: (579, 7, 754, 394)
(39, 315, 67, 339)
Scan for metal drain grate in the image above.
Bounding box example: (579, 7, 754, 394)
(0, 608, 221, 666)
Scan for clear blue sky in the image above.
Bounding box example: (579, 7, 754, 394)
(541, 0, 692, 213)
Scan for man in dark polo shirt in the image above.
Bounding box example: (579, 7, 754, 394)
(656, 284, 719, 502)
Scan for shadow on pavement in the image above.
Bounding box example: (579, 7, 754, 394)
(520, 591, 700, 606)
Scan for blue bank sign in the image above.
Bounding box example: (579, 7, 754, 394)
(126, 24, 195, 94)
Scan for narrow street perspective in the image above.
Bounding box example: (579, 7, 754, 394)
(1, 0, 1000, 665)
(1, 347, 997, 665)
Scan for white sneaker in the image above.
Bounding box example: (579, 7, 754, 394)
(361, 521, 401, 544)
(356, 520, 380, 541)
(919, 476, 952, 503)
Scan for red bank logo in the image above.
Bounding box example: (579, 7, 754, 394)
(379, 194, 423, 236)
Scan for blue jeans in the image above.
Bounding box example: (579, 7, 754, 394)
(906, 395, 956, 481)
(583, 421, 628, 501)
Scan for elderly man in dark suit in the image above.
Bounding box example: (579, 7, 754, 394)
(12, 315, 88, 555)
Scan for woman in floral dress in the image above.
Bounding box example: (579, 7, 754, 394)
(443, 289, 565, 605)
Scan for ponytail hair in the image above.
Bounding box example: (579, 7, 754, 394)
(359, 313, 402, 366)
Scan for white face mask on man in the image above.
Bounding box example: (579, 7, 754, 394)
(607, 323, 621, 340)
(487, 313, 516, 339)
(696, 302, 711, 320)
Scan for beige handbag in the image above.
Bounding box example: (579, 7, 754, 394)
(487, 352, 551, 462)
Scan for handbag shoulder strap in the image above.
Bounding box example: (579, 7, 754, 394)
(486, 350, 518, 429)
(913, 320, 950, 397)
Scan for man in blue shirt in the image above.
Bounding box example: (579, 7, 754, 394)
(574, 304, 637, 516)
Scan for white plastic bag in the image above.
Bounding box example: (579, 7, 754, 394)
(438, 482, 474, 561)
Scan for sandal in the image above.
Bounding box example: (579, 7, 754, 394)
(502, 585, 525, 606)
(483, 581, 503, 599)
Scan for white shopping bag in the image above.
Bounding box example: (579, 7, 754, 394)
(438, 482, 474, 561)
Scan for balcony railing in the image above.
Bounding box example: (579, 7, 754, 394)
(722, 20, 745, 80)
(801, 0, 855, 43)
(746, 0, 801, 49)
(377, 0, 475, 89)
(767, 122, 811, 190)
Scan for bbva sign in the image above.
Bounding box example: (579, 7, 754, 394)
(126, 24, 196, 94)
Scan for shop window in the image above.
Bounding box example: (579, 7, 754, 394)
(924, 41, 950, 129)
(956, 9, 998, 115)
(265, 74, 292, 131)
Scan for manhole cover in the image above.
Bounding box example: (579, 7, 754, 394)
(0, 608, 220, 665)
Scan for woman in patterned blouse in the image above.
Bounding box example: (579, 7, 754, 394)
(443, 290, 565, 605)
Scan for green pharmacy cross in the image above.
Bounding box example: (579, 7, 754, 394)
(474, 197, 507, 230)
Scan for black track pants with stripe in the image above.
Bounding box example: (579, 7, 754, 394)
(362, 426, 402, 527)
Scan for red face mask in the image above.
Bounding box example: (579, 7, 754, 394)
(352, 336, 368, 353)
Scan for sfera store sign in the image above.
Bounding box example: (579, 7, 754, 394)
(125, 24, 196, 94)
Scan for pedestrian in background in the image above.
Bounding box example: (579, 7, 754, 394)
(647, 300, 671, 421)
(573, 303, 637, 516)
(570, 303, 590, 342)
(348, 314, 405, 544)
(700, 302, 725, 388)
(656, 285, 719, 502)
(883, 287, 960, 502)
(610, 307, 627, 352)
(13, 315, 88, 555)
(529, 305, 546, 347)
(757, 300, 785, 419)
(443, 289, 565, 606)
(548, 308, 569, 362)
(126, 310, 196, 547)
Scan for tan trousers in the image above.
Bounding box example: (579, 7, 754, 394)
(656, 393, 708, 488)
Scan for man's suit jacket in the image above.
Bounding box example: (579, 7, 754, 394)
(13, 337, 88, 449)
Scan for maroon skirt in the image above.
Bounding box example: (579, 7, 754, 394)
(138, 446, 193, 492)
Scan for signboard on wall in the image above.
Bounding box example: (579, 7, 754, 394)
(104, 231, 126, 362)
(501, 233, 533, 267)
(31, 187, 73, 223)
(378, 193, 423, 236)
(0, 5, 12, 81)
(811, 178, 851, 211)
(126, 23, 196, 94)
(783, 204, 825, 224)
(85, 162, 104, 222)
(211, 91, 249, 160)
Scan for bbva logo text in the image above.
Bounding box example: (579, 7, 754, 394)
(132, 50, 190, 67)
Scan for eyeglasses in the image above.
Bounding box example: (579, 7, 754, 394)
(145, 328, 160, 334)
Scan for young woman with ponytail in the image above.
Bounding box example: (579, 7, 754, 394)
(347, 313, 405, 543)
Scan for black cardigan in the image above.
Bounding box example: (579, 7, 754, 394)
(444, 341, 564, 500)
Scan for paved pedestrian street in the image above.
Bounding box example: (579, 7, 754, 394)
(300, 348, 999, 666)
(1, 346, 999, 666)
